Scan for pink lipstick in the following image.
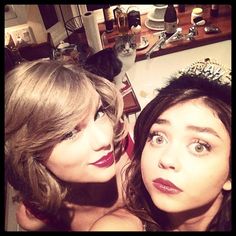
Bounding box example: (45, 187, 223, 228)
(152, 178, 183, 194)
(89, 151, 114, 168)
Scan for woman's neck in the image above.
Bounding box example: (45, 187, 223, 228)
(64, 152, 131, 231)
(168, 192, 223, 231)
(115, 151, 131, 204)
(65, 177, 119, 207)
(64, 178, 121, 231)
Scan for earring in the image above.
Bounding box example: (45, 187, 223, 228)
(223, 179, 231, 191)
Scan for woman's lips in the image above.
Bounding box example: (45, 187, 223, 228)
(89, 151, 114, 168)
(152, 178, 183, 194)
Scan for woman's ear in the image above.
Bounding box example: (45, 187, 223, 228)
(223, 179, 231, 191)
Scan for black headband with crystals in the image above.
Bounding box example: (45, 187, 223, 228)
(176, 58, 231, 86)
(158, 58, 231, 106)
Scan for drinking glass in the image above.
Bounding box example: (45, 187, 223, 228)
(117, 12, 129, 35)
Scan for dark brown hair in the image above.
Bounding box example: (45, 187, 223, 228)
(125, 74, 231, 231)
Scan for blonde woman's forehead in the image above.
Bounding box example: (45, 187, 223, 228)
(74, 88, 100, 118)
(79, 91, 101, 121)
(88, 89, 101, 111)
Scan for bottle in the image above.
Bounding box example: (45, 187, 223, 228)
(164, 4, 177, 37)
(191, 7, 203, 25)
(210, 5, 219, 17)
(103, 4, 114, 33)
(127, 8, 141, 29)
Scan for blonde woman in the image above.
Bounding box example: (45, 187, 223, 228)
(5, 60, 133, 231)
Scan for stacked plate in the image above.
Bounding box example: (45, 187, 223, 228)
(145, 5, 167, 31)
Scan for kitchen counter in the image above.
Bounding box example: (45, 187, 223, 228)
(98, 5, 231, 122)
(126, 40, 231, 112)
(99, 5, 231, 62)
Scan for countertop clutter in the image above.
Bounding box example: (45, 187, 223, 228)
(99, 5, 231, 62)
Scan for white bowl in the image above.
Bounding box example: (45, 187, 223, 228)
(145, 19, 165, 31)
(147, 5, 168, 21)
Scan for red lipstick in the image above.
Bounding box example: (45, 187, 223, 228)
(152, 178, 183, 194)
(89, 151, 114, 168)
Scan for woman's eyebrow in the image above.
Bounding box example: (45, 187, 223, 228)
(154, 120, 222, 140)
(154, 118, 170, 125)
(186, 125, 222, 140)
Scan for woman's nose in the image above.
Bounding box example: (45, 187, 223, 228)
(88, 124, 112, 151)
(158, 145, 181, 171)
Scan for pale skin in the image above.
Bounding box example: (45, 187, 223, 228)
(90, 208, 144, 231)
(90, 98, 231, 231)
(141, 98, 231, 231)
(16, 202, 48, 231)
(45, 92, 116, 183)
(16, 90, 132, 231)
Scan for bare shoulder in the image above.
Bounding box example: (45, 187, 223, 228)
(16, 202, 47, 231)
(90, 208, 143, 231)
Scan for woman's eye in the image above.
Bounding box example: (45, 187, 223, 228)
(189, 140, 211, 155)
(148, 132, 168, 146)
(95, 106, 105, 120)
(62, 129, 78, 141)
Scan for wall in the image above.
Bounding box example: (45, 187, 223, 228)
(5, 5, 28, 27)
(5, 4, 154, 47)
(5, 5, 73, 47)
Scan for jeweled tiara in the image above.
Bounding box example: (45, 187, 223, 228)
(176, 58, 231, 86)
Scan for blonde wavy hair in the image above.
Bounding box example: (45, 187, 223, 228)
(5, 60, 126, 217)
